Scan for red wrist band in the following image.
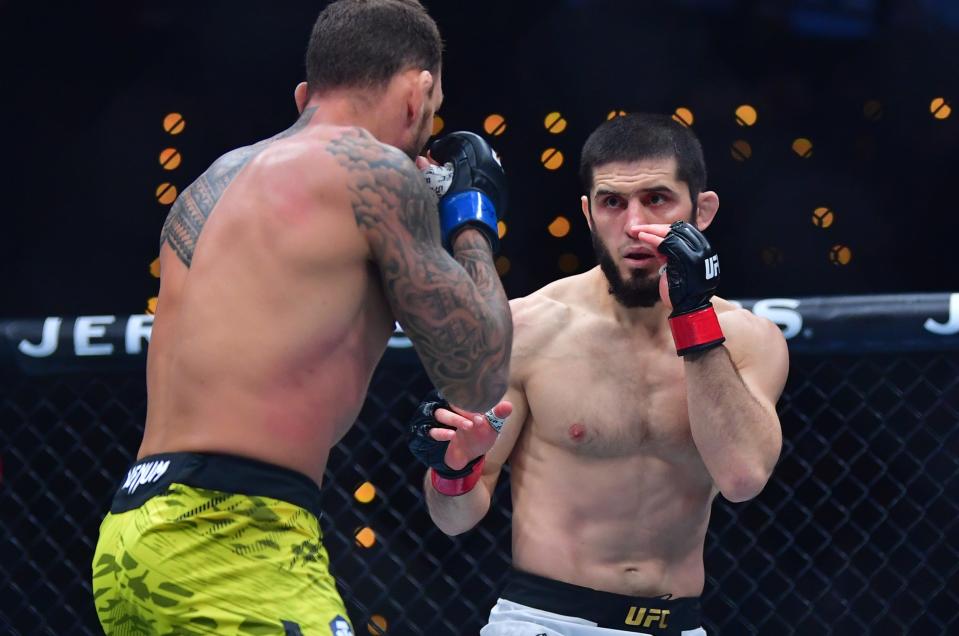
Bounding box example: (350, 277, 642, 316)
(431, 457, 486, 496)
(668, 306, 725, 356)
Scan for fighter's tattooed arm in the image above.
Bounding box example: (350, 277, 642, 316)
(160, 108, 318, 267)
(328, 128, 512, 412)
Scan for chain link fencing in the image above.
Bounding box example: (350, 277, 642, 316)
(1, 326, 957, 635)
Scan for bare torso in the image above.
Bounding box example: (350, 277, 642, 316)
(140, 117, 394, 484)
(507, 268, 744, 598)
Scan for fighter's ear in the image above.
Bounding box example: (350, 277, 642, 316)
(404, 70, 432, 125)
(419, 70, 435, 96)
(581, 195, 593, 231)
(695, 191, 719, 231)
(294, 82, 309, 114)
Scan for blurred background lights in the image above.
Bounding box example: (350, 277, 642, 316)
(483, 114, 507, 136)
(163, 112, 185, 135)
(354, 527, 376, 548)
(734, 104, 757, 126)
(930, 97, 951, 120)
(367, 615, 388, 635)
(353, 482, 376, 504)
(761, 247, 784, 267)
(863, 99, 882, 121)
(829, 244, 852, 265)
(547, 216, 570, 238)
(155, 183, 177, 205)
(812, 207, 834, 228)
(558, 253, 579, 273)
(792, 137, 813, 158)
(544, 111, 567, 134)
(672, 107, 694, 127)
(159, 148, 181, 171)
(540, 148, 563, 170)
(731, 140, 752, 161)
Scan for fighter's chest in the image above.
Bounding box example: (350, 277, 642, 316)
(523, 342, 695, 458)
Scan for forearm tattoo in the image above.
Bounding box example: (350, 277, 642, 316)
(328, 129, 511, 407)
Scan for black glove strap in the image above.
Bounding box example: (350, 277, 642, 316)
(408, 391, 484, 477)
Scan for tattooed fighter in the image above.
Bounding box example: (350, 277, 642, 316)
(91, 2, 511, 634)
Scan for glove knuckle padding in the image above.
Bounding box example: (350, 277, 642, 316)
(407, 390, 482, 478)
(431, 131, 507, 217)
(660, 221, 725, 356)
(676, 223, 704, 249)
(659, 221, 719, 315)
(428, 131, 507, 252)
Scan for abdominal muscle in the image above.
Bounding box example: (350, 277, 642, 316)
(509, 443, 715, 598)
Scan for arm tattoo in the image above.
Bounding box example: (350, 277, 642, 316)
(452, 231, 504, 308)
(159, 107, 318, 267)
(327, 129, 511, 409)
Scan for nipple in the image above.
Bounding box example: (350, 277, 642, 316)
(568, 423, 586, 441)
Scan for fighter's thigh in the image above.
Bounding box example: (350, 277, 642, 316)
(140, 520, 349, 633)
(480, 620, 568, 636)
(95, 526, 350, 634)
(92, 511, 129, 631)
(482, 599, 599, 636)
(93, 492, 352, 635)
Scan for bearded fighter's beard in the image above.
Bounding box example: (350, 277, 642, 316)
(591, 231, 661, 308)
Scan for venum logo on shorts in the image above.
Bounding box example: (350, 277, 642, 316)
(624, 606, 669, 629)
(329, 616, 354, 636)
(121, 460, 171, 494)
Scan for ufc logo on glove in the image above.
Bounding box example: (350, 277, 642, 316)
(704, 255, 720, 280)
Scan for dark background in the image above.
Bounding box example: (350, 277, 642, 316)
(1, 3, 958, 636)
(2, 0, 958, 320)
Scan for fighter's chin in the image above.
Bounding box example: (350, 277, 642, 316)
(611, 286, 661, 308)
(399, 142, 421, 161)
(610, 270, 662, 308)
(620, 263, 659, 283)
(408, 119, 434, 159)
(397, 134, 428, 161)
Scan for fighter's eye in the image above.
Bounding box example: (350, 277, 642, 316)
(603, 195, 624, 208)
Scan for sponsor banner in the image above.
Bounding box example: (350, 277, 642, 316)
(734, 293, 959, 354)
(1, 293, 957, 376)
(0, 315, 419, 376)
(1, 315, 155, 376)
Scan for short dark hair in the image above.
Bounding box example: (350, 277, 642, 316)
(305, 0, 442, 94)
(579, 113, 707, 204)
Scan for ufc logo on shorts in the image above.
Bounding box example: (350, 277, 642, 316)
(704, 255, 720, 280)
(624, 606, 670, 629)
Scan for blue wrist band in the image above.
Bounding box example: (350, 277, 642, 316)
(440, 191, 498, 251)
